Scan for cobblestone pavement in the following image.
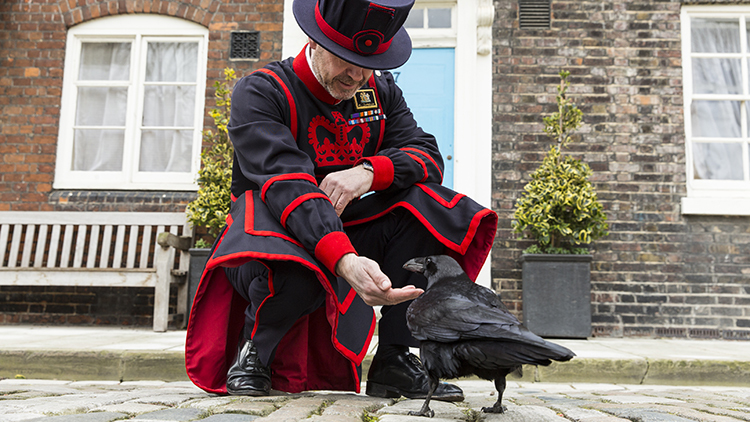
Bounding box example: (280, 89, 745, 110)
(1, 379, 749, 422)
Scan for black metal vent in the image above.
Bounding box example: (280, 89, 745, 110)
(519, 0, 551, 29)
(230, 31, 260, 60)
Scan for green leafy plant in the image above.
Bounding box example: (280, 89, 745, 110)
(512, 70, 608, 254)
(186, 68, 236, 243)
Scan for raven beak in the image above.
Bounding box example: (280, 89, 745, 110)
(402, 257, 426, 273)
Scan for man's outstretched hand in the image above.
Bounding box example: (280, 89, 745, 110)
(335, 253, 423, 307)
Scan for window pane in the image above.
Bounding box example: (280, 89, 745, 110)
(142, 85, 196, 127)
(693, 142, 743, 180)
(72, 129, 124, 171)
(691, 18, 740, 53)
(139, 129, 192, 172)
(691, 100, 741, 138)
(76, 87, 127, 126)
(692, 58, 741, 94)
(146, 42, 198, 82)
(79, 42, 131, 81)
(404, 9, 424, 28)
(428, 8, 451, 28)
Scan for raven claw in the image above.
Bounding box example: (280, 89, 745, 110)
(409, 409, 435, 418)
(482, 405, 507, 413)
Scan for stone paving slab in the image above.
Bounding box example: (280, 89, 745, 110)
(1, 379, 749, 421)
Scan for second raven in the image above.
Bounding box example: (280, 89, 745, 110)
(404, 255, 576, 418)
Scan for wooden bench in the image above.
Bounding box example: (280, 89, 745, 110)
(0, 212, 192, 332)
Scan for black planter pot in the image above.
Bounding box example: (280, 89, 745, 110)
(520, 253, 592, 339)
(187, 248, 211, 321)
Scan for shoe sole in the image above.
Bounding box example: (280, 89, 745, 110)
(226, 387, 270, 396)
(365, 381, 464, 402)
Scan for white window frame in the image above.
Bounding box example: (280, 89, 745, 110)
(681, 5, 750, 215)
(403, 1, 458, 48)
(55, 14, 208, 191)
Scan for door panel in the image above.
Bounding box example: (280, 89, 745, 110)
(392, 48, 455, 188)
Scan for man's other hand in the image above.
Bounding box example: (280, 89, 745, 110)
(320, 165, 373, 216)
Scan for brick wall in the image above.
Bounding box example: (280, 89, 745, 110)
(0, 0, 284, 327)
(492, 0, 750, 340)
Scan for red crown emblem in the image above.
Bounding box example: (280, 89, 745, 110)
(308, 111, 370, 167)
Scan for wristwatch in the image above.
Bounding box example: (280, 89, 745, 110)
(360, 161, 374, 173)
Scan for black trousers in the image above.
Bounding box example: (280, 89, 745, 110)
(224, 208, 444, 366)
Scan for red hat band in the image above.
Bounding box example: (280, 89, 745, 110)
(314, 1, 393, 57)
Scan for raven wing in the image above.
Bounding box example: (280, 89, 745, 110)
(406, 279, 548, 347)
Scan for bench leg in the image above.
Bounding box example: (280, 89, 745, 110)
(153, 245, 172, 332)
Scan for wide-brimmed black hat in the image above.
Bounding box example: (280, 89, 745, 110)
(293, 0, 414, 70)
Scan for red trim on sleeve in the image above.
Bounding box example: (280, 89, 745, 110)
(315, 231, 357, 275)
(261, 173, 318, 202)
(280, 192, 332, 229)
(355, 155, 393, 191)
(256, 68, 298, 140)
(402, 147, 443, 182)
(404, 152, 428, 182)
(245, 193, 304, 247)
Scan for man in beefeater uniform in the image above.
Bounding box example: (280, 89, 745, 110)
(185, 0, 497, 401)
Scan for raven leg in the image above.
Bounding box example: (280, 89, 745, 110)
(409, 372, 439, 418)
(481, 377, 507, 414)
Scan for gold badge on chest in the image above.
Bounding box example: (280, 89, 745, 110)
(354, 88, 378, 110)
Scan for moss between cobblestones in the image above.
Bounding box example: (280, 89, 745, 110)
(309, 399, 333, 417)
(361, 411, 379, 422)
(361, 403, 386, 422)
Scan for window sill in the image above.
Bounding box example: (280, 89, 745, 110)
(681, 196, 750, 216)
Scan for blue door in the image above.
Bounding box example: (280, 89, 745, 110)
(392, 48, 455, 188)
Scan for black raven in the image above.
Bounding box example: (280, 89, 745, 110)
(403, 255, 575, 418)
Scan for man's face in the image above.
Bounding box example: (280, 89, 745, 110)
(310, 41, 374, 101)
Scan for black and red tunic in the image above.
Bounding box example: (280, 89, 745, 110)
(185, 46, 497, 395)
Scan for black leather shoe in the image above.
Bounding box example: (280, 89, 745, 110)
(366, 345, 464, 402)
(226, 338, 271, 396)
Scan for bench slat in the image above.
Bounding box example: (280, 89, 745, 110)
(21, 224, 35, 267)
(8, 224, 22, 269)
(100, 225, 113, 268)
(139, 226, 152, 269)
(34, 225, 48, 268)
(73, 224, 87, 268)
(60, 225, 74, 269)
(113, 225, 125, 268)
(86, 225, 99, 269)
(47, 225, 61, 268)
(0, 224, 9, 266)
(0, 268, 157, 287)
(126, 225, 138, 269)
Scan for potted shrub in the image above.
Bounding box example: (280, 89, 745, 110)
(185, 68, 236, 315)
(512, 70, 608, 338)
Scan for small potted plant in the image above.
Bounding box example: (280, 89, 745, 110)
(185, 68, 236, 314)
(512, 70, 608, 338)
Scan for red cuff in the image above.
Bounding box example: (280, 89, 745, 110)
(356, 156, 393, 191)
(315, 231, 357, 275)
